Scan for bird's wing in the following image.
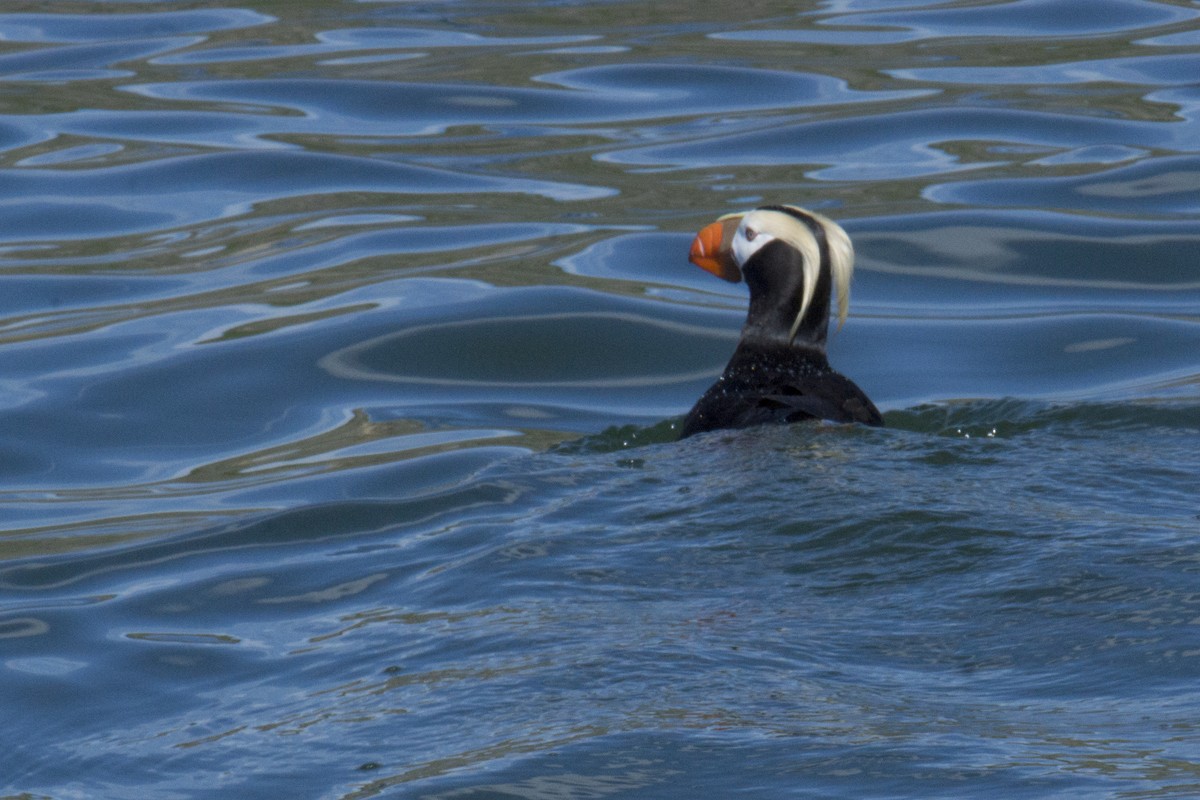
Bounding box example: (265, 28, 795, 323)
(757, 373, 883, 426)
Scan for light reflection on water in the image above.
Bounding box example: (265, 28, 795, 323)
(1, 1, 1199, 798)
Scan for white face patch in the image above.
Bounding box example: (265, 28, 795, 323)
(731, 220, 776, 267)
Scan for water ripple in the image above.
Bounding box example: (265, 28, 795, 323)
(156, 27, 601, 65)
(0, 9, 274, 42)
(819, 0, 1199, 39)
(600, 105, 1197, 178)
(121, 65, 926, 140)
(927, 154, 1200, 215)
(0, 37, 204, 83)
(3, 2, 1200, 797)
(0, 152, 609, 242)
(890, 52, 1200, 86)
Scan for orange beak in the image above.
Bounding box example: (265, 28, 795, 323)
(688, 216, 743, 283)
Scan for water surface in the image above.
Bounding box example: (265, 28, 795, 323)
(1, 1, 1198, 798)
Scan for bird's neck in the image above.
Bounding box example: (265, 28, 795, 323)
(740, 239, 832, 348)
(742, 286, 831, 349)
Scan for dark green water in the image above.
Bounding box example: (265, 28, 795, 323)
(1, 1, 1198, 798)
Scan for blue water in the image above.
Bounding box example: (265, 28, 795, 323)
(2, 1, 1199, 797)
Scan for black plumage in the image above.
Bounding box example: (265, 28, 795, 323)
(679, 206, 882, 438)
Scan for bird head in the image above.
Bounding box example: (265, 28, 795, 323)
(688, 205, 855, 344)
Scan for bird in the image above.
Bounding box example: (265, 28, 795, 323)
(679, 204, 882, 438)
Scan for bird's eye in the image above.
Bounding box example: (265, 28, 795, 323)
(744, 227, 758, 242)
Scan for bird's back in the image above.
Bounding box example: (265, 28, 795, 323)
(680, 341, 881, 438)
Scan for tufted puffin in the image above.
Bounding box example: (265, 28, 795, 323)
(679, 205, 882, 438)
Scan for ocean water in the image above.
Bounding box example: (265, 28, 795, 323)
(2, 1, 1199, 797)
